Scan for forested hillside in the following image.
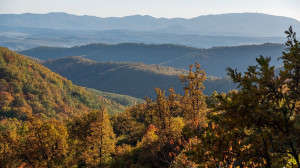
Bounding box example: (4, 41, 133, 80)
(42, 56, 236, 98)
(85, 88, 144, 106)
(0, 47, 126, 118)
(20, 42, 285, 76)
(0, 28, 300, 168)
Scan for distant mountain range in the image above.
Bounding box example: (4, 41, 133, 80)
(20, 43, 286, 77)
(0, 25, 285, 50)
(0, 12, 292, 99)
(0, 12, 298, 50)
(1, 12, 299, 37)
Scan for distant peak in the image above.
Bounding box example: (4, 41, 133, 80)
(21, 12, 74, 16)
(3, 12, 298, 21)
(192, 12, 297, 20)
(122, 14, 155, 19)
(47, 12, 70, 15)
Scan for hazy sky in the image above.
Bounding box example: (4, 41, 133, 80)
(1, 0, 300, 20)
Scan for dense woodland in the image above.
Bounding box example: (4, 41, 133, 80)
(0, 27, 300, 168)
(0, 47, 129, 118)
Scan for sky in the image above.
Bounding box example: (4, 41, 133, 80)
(1, 0, 300, 21)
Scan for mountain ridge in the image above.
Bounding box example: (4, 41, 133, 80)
(40, 56, 237, 99)
(20, 42, 285, 77)
(2, 12, 299, 22)
(1, 12, 299, 37)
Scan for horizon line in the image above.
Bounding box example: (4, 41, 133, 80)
(1, 11, 299, 21)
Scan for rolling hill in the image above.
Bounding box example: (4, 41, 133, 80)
(41, 56, 236, 99)
(20, 43, 286, 77)
(0, 47, 128, 119)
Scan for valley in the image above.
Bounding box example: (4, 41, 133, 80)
(1, 7, 300, 167)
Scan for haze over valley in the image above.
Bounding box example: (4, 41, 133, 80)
(1, 12, 298, 50)
(2, 12, 296, 98)
(1, 0, 300, 167)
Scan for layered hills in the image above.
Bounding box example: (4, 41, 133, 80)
(41, 56, 236, 99)
(20, 43, 285, 77)
(1, 12, 298, 50)
(0, 47, 129, 119)
(1, 12, 299, 36)
(0, 26, 285, 51)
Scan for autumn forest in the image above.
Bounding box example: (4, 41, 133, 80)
(0, 24, 299, 168)
(2, 0, 300, 166)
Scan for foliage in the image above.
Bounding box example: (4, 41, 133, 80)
(1, 27, 299, 168)
(86, 87, 144, 107)
(67, 109, 116, 167)
(179, 63, 207, 127)
(0, 118, 23, 168)
(0, 47, 125, 119)
(185, 27, 300, 167)
(21, 116, 69, 167)
(110, 64, 207, 167)
(0, 108, 116, 168)
(0, 116, 69, 168)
